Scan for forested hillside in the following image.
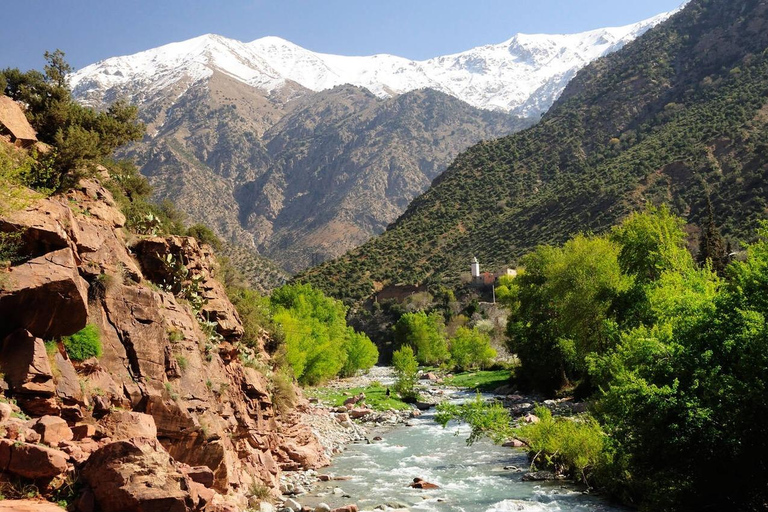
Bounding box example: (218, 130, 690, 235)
(299, 0, 768, 302)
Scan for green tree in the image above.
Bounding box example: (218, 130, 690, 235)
(448, 326, 496, 371)
(391, 345, 419, 401)
(610, 205, 691, 284)
(270, 284, 377, 385)
(340, 330, 379, 377)
(392, 311, 449, 365)
(506, 234, 628, 392)
(1, 51, 144, 188)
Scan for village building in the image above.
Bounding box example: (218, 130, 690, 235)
(0, 95, 38, 149)
(470, 256, 516, 284)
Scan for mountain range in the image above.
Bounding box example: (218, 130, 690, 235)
(299, 0, 768, 303)
(70, 9, 676, 278)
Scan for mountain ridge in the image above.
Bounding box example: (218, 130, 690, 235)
(71, 9, 677, 117)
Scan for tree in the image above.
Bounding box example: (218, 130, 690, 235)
(270, 284, 378, 385)
(610, 205, 691, 285)
(392, 345, 419, 401)
(506, 234, 628, 392)
(340, 329, 379, 377)
(448, 327, 496, 371)
(43, 49, 72, 89)
(392, 311, 449, 365)
(1, 51, 144, 188)
(697, 196, 728, 275)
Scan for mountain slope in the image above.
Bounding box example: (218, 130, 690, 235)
(298, 0, 768, 301)
(119, 77, 522, 272)
(70, 10, 676, 274)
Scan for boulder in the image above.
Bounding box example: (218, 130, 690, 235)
(342, 393, 365, 407)
(143, 394, 197, 438)
(131, 237, 243, 340)
(53, 351, 84, 404)
(0, 198, 73, 260)
(283, 497, 301, 511)
(0, 248, 88, 339)
(524, 413, 540, 424)
(409, 477, 439, 490)
(348, 408, 372, 419)
(0, 402, 11, 423)
(98, 410, 158, 440)
(331, 506, 358, 512)
(102, 285, 168, 382)
(81, 438, 196, 512)
(420, 372, 438, 381)
(31, 415, 74, 446)
(522, 471, 564, 481)
(72, 423, 97, 441)
(199, 277, 244, 340)
(315, 504, 331, 512)
(257, 502, 275, 512)
(0, 438, 69, 479)
(0, 329, 56, 396)
(190, 481, 215, 509)
(502, 439, 525, 448)
(0, 500, 67, 511)
(183, 465, 215, 488)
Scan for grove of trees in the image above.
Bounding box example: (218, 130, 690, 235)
(444, 206, 768, 511)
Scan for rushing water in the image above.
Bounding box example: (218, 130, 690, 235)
(311, 394, 627, 512)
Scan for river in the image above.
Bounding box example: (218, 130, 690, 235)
(309, 392, 627, 512)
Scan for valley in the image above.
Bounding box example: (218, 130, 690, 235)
(2, 0, 768, 511)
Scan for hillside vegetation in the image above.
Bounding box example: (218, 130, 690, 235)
(299, 0, 768, 302)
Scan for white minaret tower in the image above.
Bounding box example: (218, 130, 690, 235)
(471, 256, 480, 279)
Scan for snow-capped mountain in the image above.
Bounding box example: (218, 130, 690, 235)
(71, 10, 675, 117)
(67, 6, 684, 277)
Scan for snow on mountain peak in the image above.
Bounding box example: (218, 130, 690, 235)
(71, 8, 678, 116)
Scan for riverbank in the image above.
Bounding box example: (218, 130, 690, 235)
(277, 367, 600, 512)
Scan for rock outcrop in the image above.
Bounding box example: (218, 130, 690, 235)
(0, 176, 328, 511)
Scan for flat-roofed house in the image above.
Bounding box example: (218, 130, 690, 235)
(0, 96, 37, 148)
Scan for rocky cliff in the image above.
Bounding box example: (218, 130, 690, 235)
(0, 173, 327, 511)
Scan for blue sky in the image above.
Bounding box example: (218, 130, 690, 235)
(2, 0, 683, 72)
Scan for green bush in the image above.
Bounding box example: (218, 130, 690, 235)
(186, 224, 222, 251)
(271, 369, 297, 414)
(435, 394, 514, 445)
(62, 324, 102, 361)
(515, 406, 606, 484)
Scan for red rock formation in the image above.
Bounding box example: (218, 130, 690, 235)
(0, 178, 328, 511)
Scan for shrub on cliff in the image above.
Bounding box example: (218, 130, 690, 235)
(1, 50, 144, 190)
(62, 324, 102, 361)
(186, 224, 222, 251)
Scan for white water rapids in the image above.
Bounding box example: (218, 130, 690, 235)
(308, 389, 627, 512)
